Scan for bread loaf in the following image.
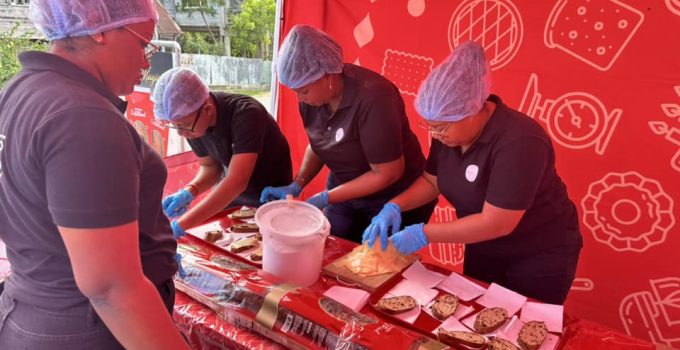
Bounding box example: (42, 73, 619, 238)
(517, 320, 547, 350)
(473, 307, 508, 333)
(430, 293, 459, 320)
(230, 223, 259, 233)
(376, 296, 417, 314)
(437, 329, 486, 348)
(488, 338, 520, 350)
(204, 230, 223, 243)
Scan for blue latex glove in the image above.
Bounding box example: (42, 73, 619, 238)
(259, 182, 302, 203)
(175, 253, 187, 278)
(391, 223, 429, 254)
(306, 190, 329, 209)
(361, 203, 402, 251)
(162, 189, 194, 218)
(171, 220, 186, 239)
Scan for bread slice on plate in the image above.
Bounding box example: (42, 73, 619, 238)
(474, 307, 509, 333)
(376, 295, 417, 314)
(204, 230, 223, 243)
(517, 320, 548, 350)
(229, 207, 256, 220)
(230, 223, 259, 233)
(437, 329, 486, 348)
(430, 293, 459, 320)
(488, 338, 520, 350)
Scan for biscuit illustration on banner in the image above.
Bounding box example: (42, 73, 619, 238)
(519, 73, 621, 155)
(381, 50, 434, 97)
(620, 277, 680, 347)
(353, 13, 374, 48)
(133, 120, 149, 143)
(666, 0, 680, 16)
(152, 130, 166, 157)
(581, 171, 675, 253)
(427, 205, 465, 267)
(407, 0, 426, 17)
(570, 277, 594, 291)
(648, 85, 680, 173)
(448, 0, 524, 71)
(544, 0, 644, 71)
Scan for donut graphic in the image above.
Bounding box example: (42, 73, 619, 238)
(448, 0, 524, 71)
(581, 172, 675, 252)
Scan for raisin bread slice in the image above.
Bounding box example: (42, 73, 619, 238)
(488, 338, 520, 350)
(437, 329, 486, 348)
(517, 321, 548, 350)
(473, 307, 508, 333)
(376, 296, 417, 314)
(430, 293, 459, 320)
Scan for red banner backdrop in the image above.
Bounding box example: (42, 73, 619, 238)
(276, 0, 680, 346)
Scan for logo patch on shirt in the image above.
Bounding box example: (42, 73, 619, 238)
(0, 134, 5, 177)
(335, 128, 345, 142)
(465, 164, 479, 182)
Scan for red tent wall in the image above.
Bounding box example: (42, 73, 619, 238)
(276, 0, 680, 346)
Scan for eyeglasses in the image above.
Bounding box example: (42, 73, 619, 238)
(163, 105, 204, 132)
(122, 26, 160, 60)
(417, 120, 450, 136)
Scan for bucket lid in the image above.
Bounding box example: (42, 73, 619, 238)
(254, 199, 326, 238)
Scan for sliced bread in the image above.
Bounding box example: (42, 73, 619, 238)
(230, 208, 256, 219)
(430, 293, 459, 320)
(376, 296, 417, 314)
(230, 223, 259, 233)
(517, 320, 548, 350)
(473, 307, 509, 333)
(204, 230, 223, 243)
(488, 338, 520, 350)
(437, 329, 486, 348)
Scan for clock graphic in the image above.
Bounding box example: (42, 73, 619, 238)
(520, 73, 622, 155)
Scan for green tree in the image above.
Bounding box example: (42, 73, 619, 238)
(229, 0, 275, 59)
(176, 0, 224, 50)
(0, 24, 47, 88)
(179, 31, 225, 55)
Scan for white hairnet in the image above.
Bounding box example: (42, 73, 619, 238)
(29, 0, 158, 40)
(277, 25, 343, 89)
(415, 41, 491, 122)
(151, 67, 209, 121)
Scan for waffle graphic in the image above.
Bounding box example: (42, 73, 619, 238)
(544, 0, 644, 71)
(520, 73, 621, 155)
(381, 49, 434, 97)
(448, 0, 524, 71)
(620, 277, 680, 347)
(581, 172, 675, 252)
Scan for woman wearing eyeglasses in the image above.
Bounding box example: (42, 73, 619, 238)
(363, 41, 583, 305)
(152, 67, 292, 239)
(259, 25, 437, 243)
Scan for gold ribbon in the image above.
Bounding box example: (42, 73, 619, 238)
(255, 283, 298, 330)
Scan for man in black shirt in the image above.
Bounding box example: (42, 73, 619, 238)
(152, 68, 292, 238)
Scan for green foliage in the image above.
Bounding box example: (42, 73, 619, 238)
(176, 0, 222, 16)
(179, 31, 225, 55)
(0, 24, 48, 88)
(229, 0, 275, 59)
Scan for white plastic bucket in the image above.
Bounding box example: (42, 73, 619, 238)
(254, 199, 330, 287)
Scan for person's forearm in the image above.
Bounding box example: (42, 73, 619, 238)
(294, 145, 324, 189)
(389, 175, 439, 211)
(186, 164, 222, 195)
(326, 168, 399, 204)
(90, 278, 190, 350)
(179, 172, 248, 230)
(423, 213, 511, 244)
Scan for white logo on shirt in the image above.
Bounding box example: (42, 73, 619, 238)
(465, 164, 479, 182)
(335, 128, 345, 142)
(0, 134, 5, 177)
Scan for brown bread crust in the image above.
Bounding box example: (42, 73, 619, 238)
(473, 307, 508, 333)
(488, 338, 520, 350)
(230, 223, 259, 233)
(437, 329, 486, 348)
(204, 230, 223, 243)
(376, 296, 417, 314)
(430, 293, 459, 320)
(230, 208, 256, 219)
(517, 320, 548, 350)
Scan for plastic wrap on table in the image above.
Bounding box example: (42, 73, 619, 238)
(174, 242, 447, 350)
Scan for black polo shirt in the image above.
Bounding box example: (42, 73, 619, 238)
(426, 95, 582, 257)
(300, 64, 425, 199)
(0, 51, 177, 309)
(187, 92, 292, 195)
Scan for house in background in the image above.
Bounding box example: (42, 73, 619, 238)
(160, 0, 243, 56)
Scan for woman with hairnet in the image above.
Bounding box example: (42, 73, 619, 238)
(363, 41, 583, 304)
(261, 25, 436, 243)
(0, 0, 190, 349)
(152, 67, 292, 238)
